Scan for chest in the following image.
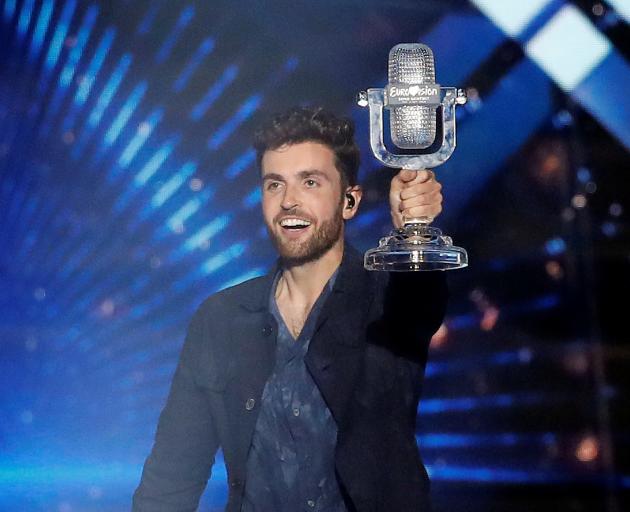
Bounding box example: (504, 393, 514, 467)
(276, 299, 313, 339)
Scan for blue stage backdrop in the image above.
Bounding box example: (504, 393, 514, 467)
(1, 1, 629, 510)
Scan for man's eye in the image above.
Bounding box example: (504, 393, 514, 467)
(266, 182, 280, 191)
(305, 179, 318, 187)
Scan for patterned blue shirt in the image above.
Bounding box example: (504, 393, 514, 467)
(241, 268, 347, 512)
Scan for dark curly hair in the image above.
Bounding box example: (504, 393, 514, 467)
(253, 106, 360, 188)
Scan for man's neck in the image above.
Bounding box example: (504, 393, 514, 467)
(276, 238, 344, 307)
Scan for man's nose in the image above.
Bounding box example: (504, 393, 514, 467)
(281, 186, 299, 210)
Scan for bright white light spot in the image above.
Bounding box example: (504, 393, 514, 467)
(138, 122, 151, 136)
(525, 5, 611, 92)
(471, 0, 553, 37)
(572, 193, 587, 209)
(189, 177, 203, 191)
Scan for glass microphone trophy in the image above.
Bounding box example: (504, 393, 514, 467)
(357, 43, 468, 271)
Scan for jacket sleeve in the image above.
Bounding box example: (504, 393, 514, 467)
(132, 311, 220, 511)
(380, 270, 448, 359)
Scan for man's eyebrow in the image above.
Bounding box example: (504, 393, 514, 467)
(261, 169, 330, 181)
(262, 172, 285, 182)
(297, 169, 329, 180)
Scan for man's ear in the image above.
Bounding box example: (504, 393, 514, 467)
(342, 185, 362, 220)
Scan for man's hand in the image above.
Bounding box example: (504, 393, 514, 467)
(389, 169, 443, 229)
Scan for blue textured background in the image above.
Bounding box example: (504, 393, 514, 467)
(1, 1, 628, 510)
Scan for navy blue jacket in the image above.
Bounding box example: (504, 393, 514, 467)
(132, 245, 447, 512)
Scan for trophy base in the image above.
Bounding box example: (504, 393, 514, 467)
(364, 225, 468, 271)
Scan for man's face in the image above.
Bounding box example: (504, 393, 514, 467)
(261, 141, 346, 267)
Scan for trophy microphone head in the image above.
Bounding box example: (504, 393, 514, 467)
(388, 43, 437, 150)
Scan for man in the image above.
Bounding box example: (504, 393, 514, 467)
(133, 106, 447, 511)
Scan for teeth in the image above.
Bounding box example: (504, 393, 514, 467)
(280, 218, 311, 227)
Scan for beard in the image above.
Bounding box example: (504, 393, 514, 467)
(266, 199, 344, 268)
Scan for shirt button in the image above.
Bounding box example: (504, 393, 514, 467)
(307, 500, 315, 508)
(292, 407, 300, 417)
(245, 398, 255, 410)
(262, 325, 273, 336)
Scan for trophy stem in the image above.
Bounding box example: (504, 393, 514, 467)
(403, 216, 433, 226)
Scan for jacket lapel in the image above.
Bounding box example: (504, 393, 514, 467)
(306, 246, 374, 428)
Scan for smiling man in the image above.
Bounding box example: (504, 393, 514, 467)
(133, 106, 448, 512)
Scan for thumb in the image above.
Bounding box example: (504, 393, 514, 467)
(398, 168, 417, 183)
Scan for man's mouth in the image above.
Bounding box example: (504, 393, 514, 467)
(278, 217, 312, 230)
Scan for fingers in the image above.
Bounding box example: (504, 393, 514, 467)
(399, 189, 443, 212)
(389, 168, 443, 227)
(399, 177, 441, 201)
(400, 202, 443, 220)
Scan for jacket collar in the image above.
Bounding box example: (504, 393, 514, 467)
(237, 243, 365, 313)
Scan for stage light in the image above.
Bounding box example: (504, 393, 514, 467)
(430, 323, 449, 349)
(99, 299, 115, 318)
(167, 198, 202, 232)
(609, 203, 623, 217)
(480, 306, 499, 331)
(190, 64, 240, 121)
(201, 242, 248, 275)
(134, 139, 177, 187)
(577, 167, 592, 183)
(545, 261, 564, 280)
(601, 222, 617, 238)
(103, 82, 148, 148)
(189, 178, 204, 191)
(29, 0, 54, 62)
(151, 161, 197, 209)
(182, 215, 231, 253)
(607, 0, 630, 22)
(525, 5, 611, 92)
(119, 109, 164, 169)
(592, 3, 605, 17)
(563, 351, 589, 375)
(575, 435, 599, 463)
(471, 0, 553, 37)
(545, 237, 566, 256)
(571, 194, 587, 209)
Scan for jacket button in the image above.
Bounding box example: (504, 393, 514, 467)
(262, 325, 273, 336)
(230, 479, 242, 488)
(245, 398, 255, 410)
